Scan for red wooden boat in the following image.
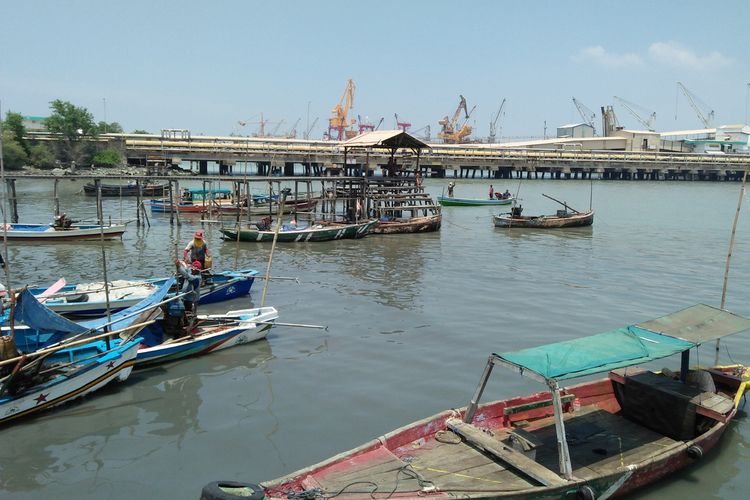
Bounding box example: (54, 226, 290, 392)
(202, 304, 750, 500)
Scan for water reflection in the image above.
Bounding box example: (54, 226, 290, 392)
(0, 340, 274, 495)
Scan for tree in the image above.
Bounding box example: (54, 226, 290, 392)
(3, 111, 28, 154)
(45, 100, 97, 164)
(96, 121, 123, 134)
(91, 148, 122, 167)
(1, 130, 28, 170)
(132, 129, 150, 134)
(29, 143, 57, 169)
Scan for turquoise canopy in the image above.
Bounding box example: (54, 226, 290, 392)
(496, 304, 750, 382)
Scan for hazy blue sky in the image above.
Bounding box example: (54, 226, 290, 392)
(1, 0, 749, 140)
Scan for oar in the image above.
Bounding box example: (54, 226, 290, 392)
(542, 193, 580, 213)
(256, 276, 300, 283)
(37, 278, 66, 303)
(260, 320, 328, 330)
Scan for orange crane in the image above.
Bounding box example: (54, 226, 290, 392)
(327, 79, 357, 140)
(438, 95, 475, 143)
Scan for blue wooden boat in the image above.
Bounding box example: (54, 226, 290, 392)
(0, 335, 142, 426)
(51, 307, 279, 368)
(148, 187, 232, 213)
(7, 278, 176, 352)
(27, 269, 259, 317)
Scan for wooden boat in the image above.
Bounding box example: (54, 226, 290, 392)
(220, 219, 378, 242)
(0, 335, 141, 426)
(205, 304, 750, 500)
(438, 195, 515, 206)
(0, 222, 126, 241)
(8, 279, 175, 352)
(371, 214, 442, 234)
(52, 307, 279, 368)
(368, 190, 442, 235)
(148, 187, 233, 213)
(212, 198, 320, 216)
(27, 268, 259, 317)
(494, 208, 594, 228)
(83, 181, 169, 197)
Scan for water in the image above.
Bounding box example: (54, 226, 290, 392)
(2, 178, 750, 499)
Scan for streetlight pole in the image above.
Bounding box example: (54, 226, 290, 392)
(306, 101, 311, 140)
(745, 83, 749, 125)
(103, 97, 107, 133)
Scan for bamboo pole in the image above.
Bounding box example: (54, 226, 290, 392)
(715, 167, 748, 365)
(260, 186, 288, 308)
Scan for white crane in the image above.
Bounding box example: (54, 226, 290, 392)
(572, 97, 597, 135)
(488, 98, 507, 143)
(676, 82, 714, 128)
(613, 96, 656, 131)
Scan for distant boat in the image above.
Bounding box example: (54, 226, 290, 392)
(83, 181, 169, 197)
(494, 209, 595, 228)
(1, 223, 126, 241)
(220, 220, 378, 242)
(148, 187, 233, 213)
(438, 195, 515, 206)
(370, 214, 442, 234)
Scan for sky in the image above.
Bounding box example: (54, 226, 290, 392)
(1, 0, 749, 140)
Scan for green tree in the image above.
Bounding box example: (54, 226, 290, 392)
(3, 111, 28, 154)
(29, 143, 57, 169)
(132, 129, 150, 134)
(1, 130, 28, 170)
(45, 100, 97, 164)
(96, 121, 123, 134)
(91, 148, 122, 167)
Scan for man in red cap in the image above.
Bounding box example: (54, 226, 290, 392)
(183, 230, 210, 269)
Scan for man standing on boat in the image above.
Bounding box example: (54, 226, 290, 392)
(447, 181, 455, 197)
(183, 231, 210, 270)
(175, 259, 202, 329)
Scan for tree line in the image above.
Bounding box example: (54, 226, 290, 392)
(1, 100, 148, 171)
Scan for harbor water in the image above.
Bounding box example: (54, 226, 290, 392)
(2, 177, 750, 499)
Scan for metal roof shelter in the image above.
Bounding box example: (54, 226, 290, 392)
(342, 130, 430, 176)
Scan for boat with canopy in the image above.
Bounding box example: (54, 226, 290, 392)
(205, 304, 750, 500)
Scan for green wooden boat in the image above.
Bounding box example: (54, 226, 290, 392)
(437, 195, 515, 206)
(220, 219, 378, 242)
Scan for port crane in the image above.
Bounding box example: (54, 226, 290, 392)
(676, 82, 714, 128)
(488, 98, 507, 143)
(304, 117, 319, 140)
(411, 124, 431, 141)
(238, 113, 282, 137)
(613, 96, 656, 131)
(327, 79, 357, 140)
(286, 118, 301, 138)
(357, 115, 384, 134)
(572, 97, 597, 135)
(394, 113, 412, 132)
(438, 95, 476, 143)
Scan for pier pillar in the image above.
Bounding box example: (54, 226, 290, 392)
(284, 162, 296, 176)
(6, 179, 18, 223)
(199, 160, 208, 175)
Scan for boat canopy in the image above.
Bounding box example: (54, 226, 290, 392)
(496, 304, 750, 382)
(14, 277, 175, 340)
(188, 188, 231, 194)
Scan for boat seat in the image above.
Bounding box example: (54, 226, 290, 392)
(503, 394, 576, 416)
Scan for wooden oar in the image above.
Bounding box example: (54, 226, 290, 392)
(542, 193, 580, 213)
(259, 320, 327, 330)
(0, 320, 155, 368)
(37, 278, 66, 303)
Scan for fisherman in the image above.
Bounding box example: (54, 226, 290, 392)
(176, 259, 202, 317)
(447, 181, 455, 197)
(415, 170, 423, 189)
(504, 189, 511, 199)
(183, 231, 209, 269)
(489, 185, 494, 199)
